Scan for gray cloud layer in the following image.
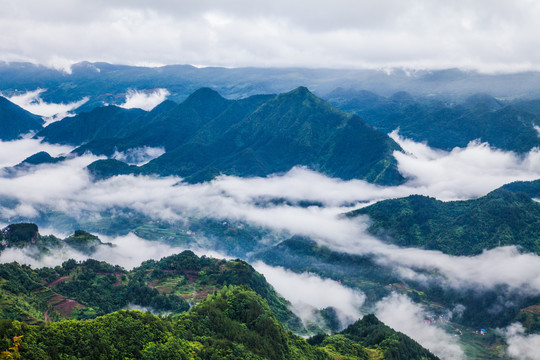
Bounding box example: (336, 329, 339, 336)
(1, 1, 540, 71)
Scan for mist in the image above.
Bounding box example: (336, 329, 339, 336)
(253, 262, 365, 326)
(112, 146, 165, 165)
(0, 135, 538, 294)
(0, 134, 539, 360)
(0, 137, 72, 168)
(0, 231, 230, 270)
(5, 89, 88, 125)
(375, 293, 464, 360)
(501, 323, 540, 360)
(119, 88, 170, 111)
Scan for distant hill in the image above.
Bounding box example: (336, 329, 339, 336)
(36, 105, 146, 145)
(5, 61, 540, 109)
(348, 188, 540, 255)
(40, 87, 404, 185)
(0, 96, 43, 140)
(327, 90, 540, 153)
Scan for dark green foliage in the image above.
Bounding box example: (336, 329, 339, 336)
(63, 230, 112, 255)
(350, 189, 540, 255)
(0, 96, 43, 140)
(86, 159, 142, 180)
(254, 236, 398, 303)
(327, 90, 540, 153)
(42, 86, 403, 184)
(502, 179, 540, 199)
(17, 152, 65, 166)
(0, 259, 439, 359)
(0, 288, 329, 360)
(36, 105, 146, 146)
(341, 314, 438, 360)
(1, 224, 39, 246)
(0, 247, 300, 331)
(143, 87, 404, 185)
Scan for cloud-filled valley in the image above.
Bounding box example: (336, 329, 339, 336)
(4, 89, 88, 125)
(0, 133, 539, 359)
(2, 1, 540, 358)
(1, 135, 539, 289)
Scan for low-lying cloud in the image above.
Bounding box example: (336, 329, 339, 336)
(500, 323, 540, 360)
(112, 146, 165, 165)
(119, 88, 170, 111)
(0, 231, 229, 270)
(390, 130, 540, 200)
(0, 135, 538, 311)
(375, 293, 464, 360)
(253, 262, 365, 326)
(0, 138, 73, 168)
(6, 89, 88, 125)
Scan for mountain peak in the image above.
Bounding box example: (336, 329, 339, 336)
(184, 87, 226, 104)
(286, 86, 314, 98)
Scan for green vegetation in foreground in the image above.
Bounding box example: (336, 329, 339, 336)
(349, 188, 540, 255)
(0, 286, 439, 360)
(0, 250, 303, 332)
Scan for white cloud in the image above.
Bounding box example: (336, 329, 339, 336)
(0, 1, 540, 71)
(253, 261, 365, 326)
(390, 130, 540, 200)
(0, 136, 539, 296)
(501, 323, 540, 360)
(0, 231, 229, 271)
(375, 293, 464, 360)
(0, 138, 73, 168)
(112, 146, 165, 165)
(5, 89, 88, 125)
(119, 88, 170, 111)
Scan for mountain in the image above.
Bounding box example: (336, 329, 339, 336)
(326, 91, 540, 153)
(0, 244, 439, 359)
(0, 96, 43, 140)
(37, 86, 404, 184)
(501, 179, 540, 199)
(141, 87, 404, 184)
(0, 278, 438, 360)
(348, 188, 540, 255)
(6, 61, 540, 109)
(0, 223, 112, 256)
(36, 105, 146, 146)
(17, 151, 65, 166)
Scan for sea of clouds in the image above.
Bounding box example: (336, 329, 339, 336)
(0, 132, 539, 359)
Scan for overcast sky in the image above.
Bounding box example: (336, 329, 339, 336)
(1, 1, 540, 72)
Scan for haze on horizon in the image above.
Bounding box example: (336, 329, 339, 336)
(1, 0, 539, 73)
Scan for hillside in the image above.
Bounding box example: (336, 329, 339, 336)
(40, 86, 405, 184)
(0, 286, 438, 360)
(0, 241, 302, 332)
(141, 87, 404, 184)
(0, 96, 43, 140)
(348, 188, 540, 255)
(327, 89, 540, 153)
(36, 105, 146, 146)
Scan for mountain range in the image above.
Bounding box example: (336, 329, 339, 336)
(348, 181, 540, 255)
(326, 88, 540, 153)
(0, 224, 438, 360)
(35, 87, 405, 184)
